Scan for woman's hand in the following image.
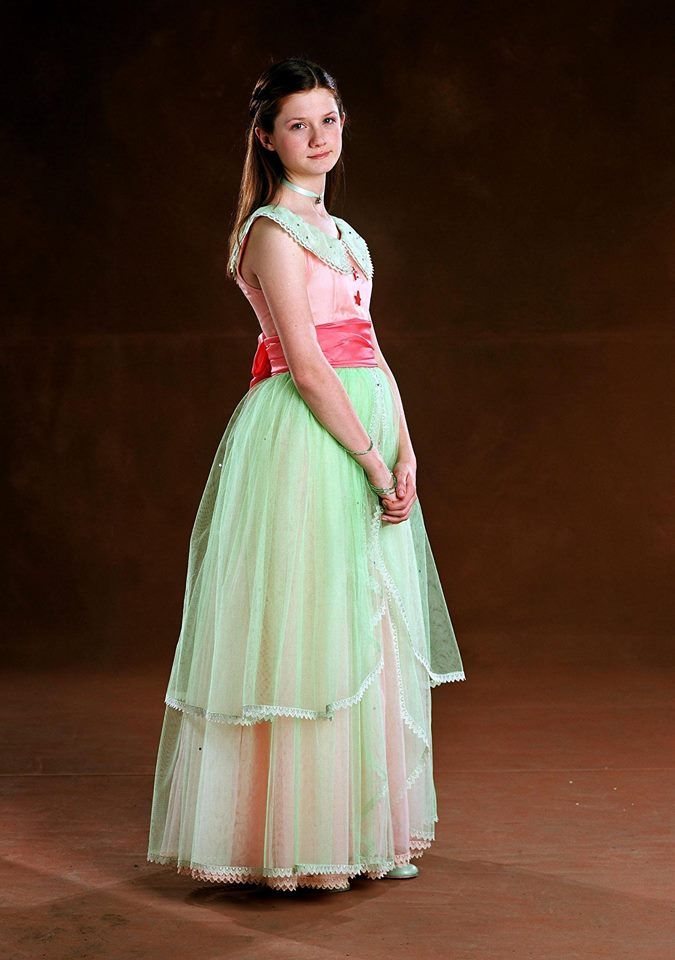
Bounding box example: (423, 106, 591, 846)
(379, 458, 417, 524)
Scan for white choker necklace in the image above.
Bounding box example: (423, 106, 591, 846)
(281, 176, 323, 206)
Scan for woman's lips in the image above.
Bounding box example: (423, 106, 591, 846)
(309, 151, 330, 158)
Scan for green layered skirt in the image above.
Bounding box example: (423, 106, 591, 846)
(146, 365, 465, 891)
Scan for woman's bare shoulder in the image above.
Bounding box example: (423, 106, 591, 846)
(245, 211, 306, 265)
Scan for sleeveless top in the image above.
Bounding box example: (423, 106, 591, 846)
(227, 203, 375, 339)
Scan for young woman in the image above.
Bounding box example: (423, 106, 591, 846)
(146, 57, 465, 893)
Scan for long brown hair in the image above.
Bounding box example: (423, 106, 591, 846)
(226, 56, 348, 280)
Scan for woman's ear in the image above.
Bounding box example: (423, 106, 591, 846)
(254, 126, 276, 152)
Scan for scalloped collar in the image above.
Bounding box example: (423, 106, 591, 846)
(232, 203, 374, 280)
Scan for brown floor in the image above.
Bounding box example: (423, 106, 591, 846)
(2, 655, 673, 959)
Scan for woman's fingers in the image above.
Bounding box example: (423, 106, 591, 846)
(380, 490, 417, 523)
(377, 476, 417, 523)
(382, 510, 410, 523)
(384, 488, 416, 513)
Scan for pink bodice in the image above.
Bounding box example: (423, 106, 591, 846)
(234, 218, 373, 338)
(229, 204, 378, 390)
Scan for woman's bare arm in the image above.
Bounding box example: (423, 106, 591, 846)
(245, 218, 393, 488)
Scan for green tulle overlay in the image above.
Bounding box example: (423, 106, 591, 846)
(147, 366, 465, 889)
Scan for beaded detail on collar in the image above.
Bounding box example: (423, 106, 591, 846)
(229, 203, 374, 281)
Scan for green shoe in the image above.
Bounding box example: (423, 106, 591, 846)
(384, 863, 419, 879)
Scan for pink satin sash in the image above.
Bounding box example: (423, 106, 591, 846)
(249, 318, 378, 389)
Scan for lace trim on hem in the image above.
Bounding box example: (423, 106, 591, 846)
(428, 669, 466, 685)
(147, 837, 432, 889)
(165, 654, 385, 726)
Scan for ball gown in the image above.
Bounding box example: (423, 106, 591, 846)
(146, 202, 465, 891)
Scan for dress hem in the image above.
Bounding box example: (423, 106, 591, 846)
(147, 835, 434, 891)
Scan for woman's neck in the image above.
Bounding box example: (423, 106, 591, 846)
(274, 173, 331, 222)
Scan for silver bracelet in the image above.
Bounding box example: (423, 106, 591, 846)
(347, 435, 374, 456)
(368, 471, 397, 497)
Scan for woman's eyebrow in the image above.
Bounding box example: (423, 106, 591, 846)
(286, 111, 338, 121)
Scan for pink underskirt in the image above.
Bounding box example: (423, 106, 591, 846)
(250, 318, 378, 389)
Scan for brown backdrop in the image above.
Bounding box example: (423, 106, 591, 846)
(3, 2, 673, 669)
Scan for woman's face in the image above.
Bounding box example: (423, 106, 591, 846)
(257, 88, 344, 179)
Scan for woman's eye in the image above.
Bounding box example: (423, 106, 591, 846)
(290, 117, 336, 130)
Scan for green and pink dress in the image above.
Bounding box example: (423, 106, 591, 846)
(146, 202, 465, 891)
